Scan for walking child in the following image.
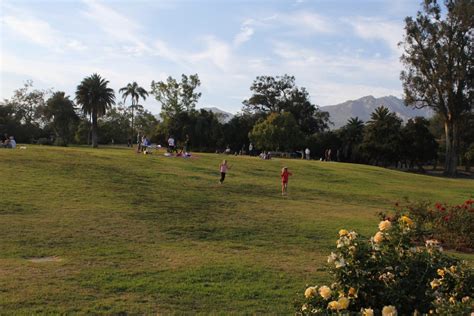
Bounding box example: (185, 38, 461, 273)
(219, 159, 231, 184)
(281, 167, 293, 196)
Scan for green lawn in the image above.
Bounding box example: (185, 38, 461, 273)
(0, 146, 472, 314)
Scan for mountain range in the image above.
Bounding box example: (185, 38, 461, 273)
(201, 107, 234, 123)
(201, 95, 432, 129)
(321, 95, 432, 129)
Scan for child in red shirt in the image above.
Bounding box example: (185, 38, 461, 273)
(281, 167, 292, 196)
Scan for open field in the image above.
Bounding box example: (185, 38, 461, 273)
(0, 146, 473, 314)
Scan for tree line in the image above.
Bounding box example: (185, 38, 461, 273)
(1, 0, 472, 176)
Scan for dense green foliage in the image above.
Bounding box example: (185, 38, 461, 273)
(249, 112, 304, 151)
(361, 107, 403, 166)
(42, 92, 79, 146)
(0, 146, 472, 313)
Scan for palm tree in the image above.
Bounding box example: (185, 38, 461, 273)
(369, 106, 396, 123)
(119, 82, 148, 140)
(340, 117, 365, 162)
(75, 74, 115, 148)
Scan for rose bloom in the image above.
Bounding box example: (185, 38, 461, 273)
(400, 215, 414, 226)
(348, 287, 357, 296)
(337, 296, 350, 309)
(449, 296, 456, 304)
(378, 220, 392, 231)
(348, 231, 358, 240)
(335, 257, 346, 268)
(327, 252, 337, 264)
(327, 300, 340, 310)
(449, 265, 456, 273)
(319, 285, 332, 300)
(437, 268, 445, 277)
(373, 231, 384, 243)
(339, 229, 349, 237)
(430, 279, 441, 289)
(361, 308, 374, 316)
(304, 286, 317, 298)
(462, 296, 470, 303)
(382, 305, 398, 316)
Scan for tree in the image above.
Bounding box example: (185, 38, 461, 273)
(98, 106, 131, 144)
(243, 75, 330, 135)
(400, 0, 473, 176)
(150, 74, 201, 119)
(339, 117, 365, 162)
(134, 106, 159, 141)
(400, 117, 438, 171)
(75, 74, 115, 148)
(361, 106, 402, 166)
(0, 81, 49, 142)
(119, 82, 148, 140)
(307, 131, 342, 160)
(43, 92, 79, 146)
(222, 113, 260, 152)
(192, 110, 223, 151)
(249, 112, 303, 151)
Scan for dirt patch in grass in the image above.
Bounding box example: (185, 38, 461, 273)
(27, 256, 63, 263)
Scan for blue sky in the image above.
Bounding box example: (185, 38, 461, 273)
(0, 0, 420, 114)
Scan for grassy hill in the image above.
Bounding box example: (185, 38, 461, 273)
(0, 146, 472, 314)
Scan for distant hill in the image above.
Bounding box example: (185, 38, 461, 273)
(321, 95, 432, 129)
(201, 107, 234, 123)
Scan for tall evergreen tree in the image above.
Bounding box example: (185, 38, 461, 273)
(400, 0, 473, 176)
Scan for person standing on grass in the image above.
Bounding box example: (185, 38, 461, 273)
(168, 135, 175, 153)
(281, 167, 292, 196)
(184, 134, 190, 153)
(219, 159, 231, 184)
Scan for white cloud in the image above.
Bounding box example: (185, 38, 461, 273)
(284, 11, 333, 34)
(233, 25, 254, 47)
(345, 17, 403, 54)
(67, 40, 87, 51)
(269, 40, 402, 105)
(190, 36, 232, 71)
(2, 15, 57, 47)
(1, 8, 88, 53)
(81, 0, 151, 55)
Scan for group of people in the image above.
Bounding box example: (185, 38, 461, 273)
(1, 134, 16, 149)
(136, 135, 152, 154)
(167, 135, 190, 154)
(259, 151, 272, 160)
(218, 159, 293, 196)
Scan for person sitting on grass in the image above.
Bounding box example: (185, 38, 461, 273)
(219, 159, 232, 184)
(9, 136, 16, 149)
(281, 167, 292, 196)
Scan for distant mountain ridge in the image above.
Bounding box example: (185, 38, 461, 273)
(201, 107, 234, 123)
(321, 95, 432, 129)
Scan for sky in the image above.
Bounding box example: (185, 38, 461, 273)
(0, 0, 421, 114)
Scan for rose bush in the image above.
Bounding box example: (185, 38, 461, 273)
(296, 210, 473, 315)
(399, 199, 474, 251)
